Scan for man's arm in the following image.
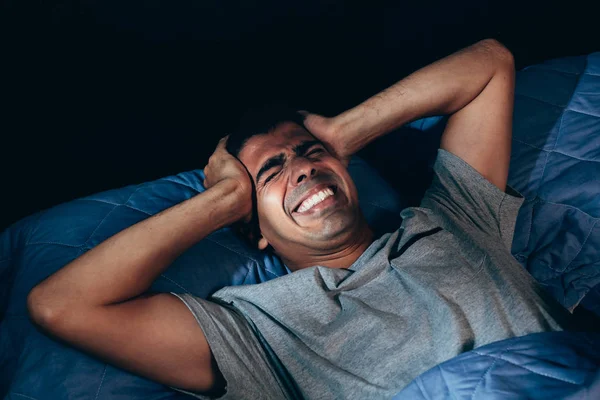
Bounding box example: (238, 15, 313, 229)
(27, 138, 252, 393)
(305, 38, 515, 190)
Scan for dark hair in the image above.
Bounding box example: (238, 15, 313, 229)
(226, 103, 307, 158)
(226, 103, 307, 249)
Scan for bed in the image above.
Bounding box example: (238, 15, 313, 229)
(1, 52, 599, 399)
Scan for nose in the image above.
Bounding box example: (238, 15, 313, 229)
(290, 158, 317, 186)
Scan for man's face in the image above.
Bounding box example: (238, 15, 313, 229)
(238, 122, 363, 259)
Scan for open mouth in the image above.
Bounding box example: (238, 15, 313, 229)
(293, 185, 338, 213)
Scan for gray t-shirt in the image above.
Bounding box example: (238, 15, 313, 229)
(172, 149, 570, 399)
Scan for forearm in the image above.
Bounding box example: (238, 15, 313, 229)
(331, 39, 513, 156)
(29, 179, 246, 312)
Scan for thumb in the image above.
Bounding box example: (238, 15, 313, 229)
(300, 111, 329, 135)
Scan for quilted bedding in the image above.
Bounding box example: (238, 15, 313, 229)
(1, 52, 599, 399)
(509, 52, 600, 315)
(395, 332, 600, 399)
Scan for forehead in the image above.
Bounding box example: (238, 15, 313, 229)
(238, 122, 316, 175)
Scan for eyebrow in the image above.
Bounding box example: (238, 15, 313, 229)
(256, 140, 322, 184)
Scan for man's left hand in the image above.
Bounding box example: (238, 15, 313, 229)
(300, 111, 351, 166)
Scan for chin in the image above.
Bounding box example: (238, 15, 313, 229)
(311, 215, 357, 242)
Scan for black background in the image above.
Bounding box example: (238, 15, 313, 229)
(2, 0, 598, 231)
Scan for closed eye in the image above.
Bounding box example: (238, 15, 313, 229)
(306, 148, 325, 157)
(260, 143, 325, 186)
(265, 169, 281, 184)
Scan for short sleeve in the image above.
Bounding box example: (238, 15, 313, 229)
(170, 293, 292, 399)
(420, 149, 524, 249)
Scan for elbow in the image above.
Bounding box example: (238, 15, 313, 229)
(27, 285, 62, 330)
(479, 38, 515, 70)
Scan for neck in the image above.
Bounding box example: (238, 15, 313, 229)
(283, 224, 374, 271)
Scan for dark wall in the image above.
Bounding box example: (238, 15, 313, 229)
(2, 0, 598, 231)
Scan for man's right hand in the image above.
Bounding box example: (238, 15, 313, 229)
(203, 136, 254, 223)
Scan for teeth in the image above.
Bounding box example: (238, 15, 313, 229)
(297, 188, 334, 213)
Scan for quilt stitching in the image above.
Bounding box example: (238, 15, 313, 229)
(9, 393, 39, 400)
(566, 261, 600, 278)
(514, 92, 567, 108)
(120, 204, 151, 216)
(566, 264, 600, 304)
(80, 198, 163, 217)
(158, 273, 191, 293)
(24, 241, 83, 248)
(541, 200, 599, 220)
(78, 198, 180, 217)
(242, 262, 254, 284)
(553, 111, 566, 151)
(76, 198, 123, 207)
(470, 351, 582, 385)
(436, 365, 459, 400)
(82, 187, 144, 247)
(415, 377, 434, 400)
(535, 251, 600, 287)
(512, 138, 600, 163)
(536, 255, 600, 286)
(260, 266, 281, 279)
(538, 263, 600, 284)
(204, 236, 259, 263)
(240, 259, 283, 283)
(94, 365, 107, 400)
(530, 219, 598, 281)
(26, 212, 48, 246)
(523, 65, 582, 76)
(536, 151, 552, 198)
(83, 206, 119, 247)
(470, 349, 503, 399)
(562, 220, 598, 274)
(564, 106, 600, 119)
(159, 177, 203, 193)
(532, 93, 566, 190)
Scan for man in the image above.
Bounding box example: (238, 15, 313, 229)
(27, 39, 570, 399)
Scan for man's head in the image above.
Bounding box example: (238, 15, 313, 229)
(227, 104, 371, 270)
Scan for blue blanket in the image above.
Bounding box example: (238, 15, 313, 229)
(509, 52, 600, 316)
(1, 52, 599, 399)
(396, 332, 600, 399)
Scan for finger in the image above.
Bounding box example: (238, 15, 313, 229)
(217, 135, 229, 150)
(303, 113, 325, 132)
(203, 165, 209, 188)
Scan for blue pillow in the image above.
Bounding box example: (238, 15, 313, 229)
(2, 154, 404, 399)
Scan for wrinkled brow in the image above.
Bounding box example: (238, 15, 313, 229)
(293, 140, 321, 157)
(255, 140, 322, 183)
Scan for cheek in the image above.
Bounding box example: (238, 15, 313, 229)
(257, 190, 287, 226)
(334, 168, 359, 202)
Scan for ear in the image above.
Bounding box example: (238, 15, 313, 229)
(257, 236, 269, 251)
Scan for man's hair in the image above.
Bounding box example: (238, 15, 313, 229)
(226, 103, 307, 158)
(226, 103, 307, 249)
